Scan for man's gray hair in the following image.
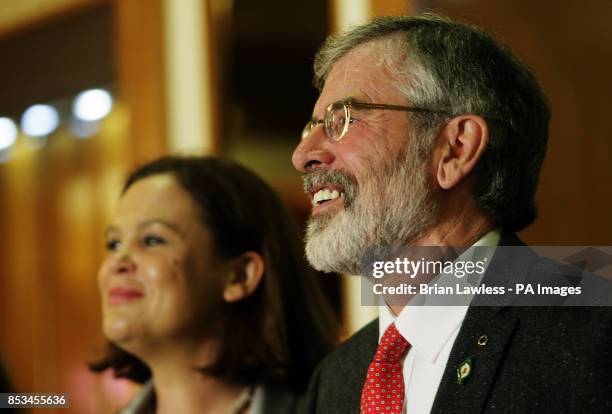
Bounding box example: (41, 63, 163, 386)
(313, 14, 550, 232)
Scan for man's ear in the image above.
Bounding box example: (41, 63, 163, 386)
(433, 115, 489, 190)
(222, 251, 265, 303)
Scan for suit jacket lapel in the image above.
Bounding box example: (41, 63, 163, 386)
(344, 321, 379, 412)
(308, 318, 379, 413)
(431, 233, 536, 413)
(429, 306, 518, 414)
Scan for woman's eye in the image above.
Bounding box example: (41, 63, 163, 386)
(105, 240, 121, 251)
(143, 235, 166, 247)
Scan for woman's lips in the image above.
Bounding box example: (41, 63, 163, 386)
(108, 287, 144, 305)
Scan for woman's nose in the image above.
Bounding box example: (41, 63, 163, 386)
(113, 251, 137, 275)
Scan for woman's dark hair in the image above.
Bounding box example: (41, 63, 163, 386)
(90, 155, 338, 390)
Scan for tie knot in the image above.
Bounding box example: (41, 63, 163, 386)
(375, 323, 409, 362)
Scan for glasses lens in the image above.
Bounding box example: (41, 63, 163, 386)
(325, 102, 348, 141)
(301, 122, 314, 140)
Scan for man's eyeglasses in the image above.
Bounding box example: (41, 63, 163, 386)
(301, 99, 452, 142)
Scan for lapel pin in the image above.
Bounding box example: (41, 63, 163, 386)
(477, 334, 489, 346)
(456, 356, 473, 384)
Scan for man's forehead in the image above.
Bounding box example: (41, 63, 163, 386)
(329, 42, 393, 81)
(315, 43, 401, 111)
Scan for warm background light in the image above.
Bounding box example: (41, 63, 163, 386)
(72, 89, 113, 122)
(0, 117, 18, 150)
(20, 104, 59, 137)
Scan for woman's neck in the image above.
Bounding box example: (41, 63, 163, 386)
(144, 344, 248, 414)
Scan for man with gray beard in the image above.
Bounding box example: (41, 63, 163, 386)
(293, 14, 612, 414)
(304, 136, 436, 275)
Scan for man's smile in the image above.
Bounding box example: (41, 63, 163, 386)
(307, 182, 348, 215)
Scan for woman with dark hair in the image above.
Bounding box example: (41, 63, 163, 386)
(91, 156, 337, 413)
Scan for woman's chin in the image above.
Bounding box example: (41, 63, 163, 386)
(103, 317, 139, 345)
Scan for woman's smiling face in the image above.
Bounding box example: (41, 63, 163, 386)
(98, 174, 226, 352)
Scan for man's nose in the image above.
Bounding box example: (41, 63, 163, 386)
(292, 126, 335, 173)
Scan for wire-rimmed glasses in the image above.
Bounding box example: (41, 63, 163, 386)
(301, 99, 452, 142)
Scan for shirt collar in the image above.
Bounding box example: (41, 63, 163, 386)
(379, 304, 467, 363)
(119, 380, 154, 414)
(378, 229, 501, 363)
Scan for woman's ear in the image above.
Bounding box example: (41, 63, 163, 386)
(223, 251, 265, 303)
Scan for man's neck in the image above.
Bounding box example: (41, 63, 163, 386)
(413, 207, 493, 247)
(387, 206, 493, 316)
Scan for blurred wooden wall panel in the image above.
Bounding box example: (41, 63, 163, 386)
(0, 151, 41, 394)
(371, 0, 412, 16)
(0, 0, 108, 38)
(0, 115, 135, 414)
(0, 0, 168, 412)
(114, 0, 167, 162)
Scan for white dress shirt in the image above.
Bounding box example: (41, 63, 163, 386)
(378, 230, 500, 414)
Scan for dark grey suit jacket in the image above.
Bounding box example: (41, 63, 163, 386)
(299, 234, 612, 413)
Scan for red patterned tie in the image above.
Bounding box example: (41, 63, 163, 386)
(360, 323, 410, 413)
